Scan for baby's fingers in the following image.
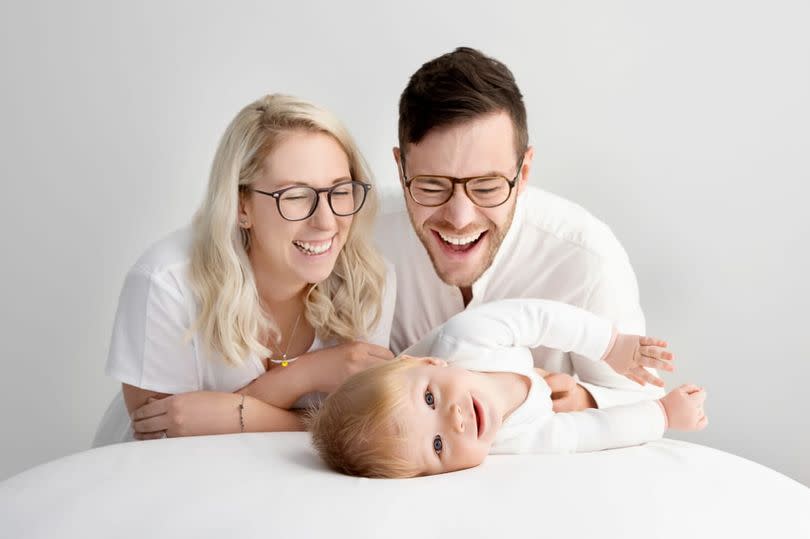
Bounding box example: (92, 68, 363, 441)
(626, 373, 647, 386)
(690, 389, 707, 406)
(637, 354, 675, 372)
(640, 336, 668, 348)
(640, 346, 674, 361)
(631, 367, 665, 387)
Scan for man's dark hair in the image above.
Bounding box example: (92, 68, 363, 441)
(398, 47, 528, 159)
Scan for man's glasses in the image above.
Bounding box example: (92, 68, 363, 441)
(402, 157, 524, 208)
(251, 180, 372, 222)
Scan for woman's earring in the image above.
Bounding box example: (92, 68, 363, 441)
(239, 218, 248, 227)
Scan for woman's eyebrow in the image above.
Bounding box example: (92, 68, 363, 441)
(262, 175, 353, 190)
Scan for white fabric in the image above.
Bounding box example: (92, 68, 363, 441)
(93, 227, 396, 446)
(426, 299, 666, 454)
(2, 434, 808, 539)
(378, 186, 663, 408)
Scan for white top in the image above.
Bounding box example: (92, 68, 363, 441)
(378, 185, 663, 409)
(94, 228, 396, 446)
(426, 299, 666, 453)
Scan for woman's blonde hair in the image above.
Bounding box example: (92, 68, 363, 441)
(307, 359, 422, 478)
(189, 94, 385, 366)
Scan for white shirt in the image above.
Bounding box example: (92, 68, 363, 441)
(425, 299, 666, 454)
(378, 186, 663, 409)
(94, 228, 396, 446)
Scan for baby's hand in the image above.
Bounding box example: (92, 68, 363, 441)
(603, 334, 674, 387)
(660, 384, 708, 431)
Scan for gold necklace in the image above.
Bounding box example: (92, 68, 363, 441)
(267, 312, 303, 367)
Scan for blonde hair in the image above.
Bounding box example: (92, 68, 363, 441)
(308, 360, 422, 478)
(189, 94, 385, 365)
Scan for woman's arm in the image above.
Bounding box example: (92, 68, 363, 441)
(240, 340, 395, 405)
(129, 388, 303, 439)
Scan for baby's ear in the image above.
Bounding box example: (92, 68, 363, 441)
(399, 355, 447, 367)
(423, 357, 448, 367)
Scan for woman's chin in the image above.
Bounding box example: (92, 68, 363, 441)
(290, 259, 338, 285)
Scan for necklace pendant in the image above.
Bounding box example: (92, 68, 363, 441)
(281, 360, 289, 367)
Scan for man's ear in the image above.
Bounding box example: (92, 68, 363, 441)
(393, 147, 406, 189)
(399, 355, 447, 367)
(516, 145, 535, 195)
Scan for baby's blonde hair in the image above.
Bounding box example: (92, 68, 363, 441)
(308, 359, 423, 478)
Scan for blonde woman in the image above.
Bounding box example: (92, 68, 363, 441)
(93, 94, 395, 445)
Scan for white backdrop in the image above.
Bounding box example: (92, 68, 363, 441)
(1, 0, 808, 485)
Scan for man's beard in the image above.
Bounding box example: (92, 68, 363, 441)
(407, 202, 517, 288)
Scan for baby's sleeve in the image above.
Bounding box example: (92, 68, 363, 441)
(523, 400, 667, 453)
(434, 299, 614, 361)
(105, 266, 200, 394)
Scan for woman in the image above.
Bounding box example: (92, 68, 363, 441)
(93, 94, 395, 445)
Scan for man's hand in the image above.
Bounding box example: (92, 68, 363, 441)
(543, 372, 597, 412)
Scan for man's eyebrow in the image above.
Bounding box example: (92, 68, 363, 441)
(415, 170, 508, 179)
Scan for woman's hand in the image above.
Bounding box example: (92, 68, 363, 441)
(303, 341, 394, 393)
(131, 391, 242, 440)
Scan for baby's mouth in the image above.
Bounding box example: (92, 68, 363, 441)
(472, 396, 483, 438)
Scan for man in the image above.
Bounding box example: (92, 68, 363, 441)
(377, 47, 663, 411)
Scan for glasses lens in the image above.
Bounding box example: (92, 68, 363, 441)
(466, 176, 511, 207)
(278, 187, 317, 220)
(409, 177, 453, 206)
(330, 181, 367, 216)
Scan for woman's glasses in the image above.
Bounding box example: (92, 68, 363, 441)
(251, 180, 372, 222)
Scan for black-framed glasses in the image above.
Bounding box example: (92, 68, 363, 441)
(251, 180, 372, 222)
(401, 157, 524, 208)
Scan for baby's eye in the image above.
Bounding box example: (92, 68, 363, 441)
(424, 389, 435, 408)
(433, 435, 443, 455)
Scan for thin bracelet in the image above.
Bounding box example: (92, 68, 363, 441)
(238, 394, 246, 433)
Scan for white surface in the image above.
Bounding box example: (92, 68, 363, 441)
(1, 433, 808, 539)
(1, 0, 809, 486)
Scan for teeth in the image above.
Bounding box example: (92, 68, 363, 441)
(293, 239, 332, 255)
(438, 231, 483, 245)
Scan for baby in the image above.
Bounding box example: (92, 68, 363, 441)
(309, 299, 707, 478)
